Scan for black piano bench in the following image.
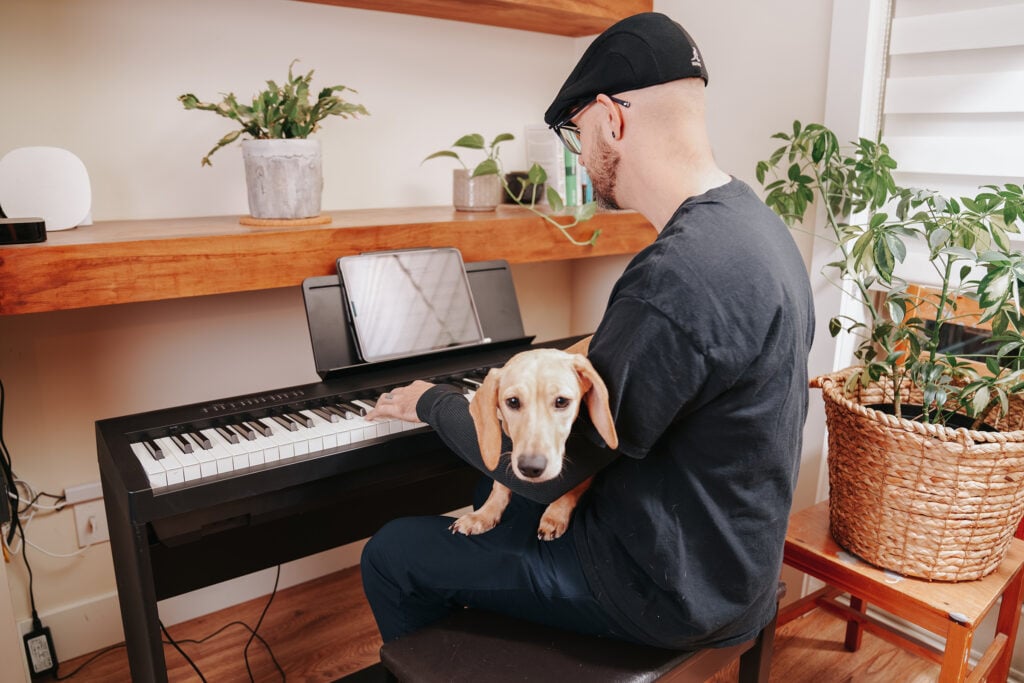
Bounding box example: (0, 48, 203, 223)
(378, 582, 786, 683)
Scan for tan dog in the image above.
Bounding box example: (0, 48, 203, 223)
(451, 337, 618, 540)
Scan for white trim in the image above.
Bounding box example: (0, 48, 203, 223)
(890, 4, 1024, 54)
(811, 0, 893, 502)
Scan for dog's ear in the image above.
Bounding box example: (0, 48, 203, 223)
(572, 356, 619, 450)
(468, 368, 504, 470)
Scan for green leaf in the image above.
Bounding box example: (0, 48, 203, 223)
(575, 202, 597, 221)
(453, 134, 485, 149)
(546, 187, 565, 213)
(828, 317, 843, 337)
(490, 133, 514, 147)
(422, 150, 460, 163)
(471, 159, 499, 177)
(527, 163, 547, 185)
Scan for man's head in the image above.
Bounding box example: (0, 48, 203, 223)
(545, 12, 707, 145)
(544, 13, 711, 212)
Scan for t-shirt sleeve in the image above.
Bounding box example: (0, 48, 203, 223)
(416, 384, 618, 504)
(587, 295, 710, 459)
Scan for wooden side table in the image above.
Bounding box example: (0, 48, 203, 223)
(781, 501, 1024, 682)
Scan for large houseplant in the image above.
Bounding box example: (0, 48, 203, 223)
(179, 60, 368, 220)
(757, 121, 1024, 580)
(424, 133, 598, 245)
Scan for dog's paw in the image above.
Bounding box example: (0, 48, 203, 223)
(449, 511, 500, 536)
(536, 512, 570, 541)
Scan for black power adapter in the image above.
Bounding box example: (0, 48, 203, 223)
(0, 218, 46, 245)
(23, 620, 57, 678)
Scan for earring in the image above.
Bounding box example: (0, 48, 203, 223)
(611, 131, 616, 139)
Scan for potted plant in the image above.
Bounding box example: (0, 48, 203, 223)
(178, 60, 369, 220)
(757, 120, 1024, 580)
(424, 134, 599, 245)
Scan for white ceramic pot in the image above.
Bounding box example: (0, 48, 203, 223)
(241, 138, 323, 219)
(452, 169, 502, 212)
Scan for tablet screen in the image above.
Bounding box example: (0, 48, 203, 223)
(337, 248, 486, 363)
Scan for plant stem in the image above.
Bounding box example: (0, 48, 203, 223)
(499, 176, 598, 247)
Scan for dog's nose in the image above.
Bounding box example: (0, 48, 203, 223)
(517, 454, 548, 479)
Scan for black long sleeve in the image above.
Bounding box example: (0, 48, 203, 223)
(416, 384, 618, 504)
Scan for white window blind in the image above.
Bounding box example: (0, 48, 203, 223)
(883, 0, 1024, 200)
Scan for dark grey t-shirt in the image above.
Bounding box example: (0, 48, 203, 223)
(418, 178, 814, 649)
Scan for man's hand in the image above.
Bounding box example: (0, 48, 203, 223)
(366, 380, 435, 423)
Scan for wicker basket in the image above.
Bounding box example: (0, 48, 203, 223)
(813, 367, 1024, 581)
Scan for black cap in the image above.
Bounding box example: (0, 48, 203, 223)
(544, 12, 708, 126)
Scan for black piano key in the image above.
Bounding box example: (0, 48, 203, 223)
(215, 426, 239, 444)
(349, 399, 375, 415)
(272, 414, 299, 432)
(339, 401, 364, 417)
(324, 405, 353, 420)
(143, 439, 164, 460)
(455, 378, 481, 393)
(246, 420, 272, 437)
(170, 434, 193, 454)
(229, 423, 256, 441)
(185, 431, 211, 449)
(311, 407, 339, 423)
(287, 411, 313, 428)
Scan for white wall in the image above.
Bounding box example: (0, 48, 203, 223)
(0, 0, 834, 670)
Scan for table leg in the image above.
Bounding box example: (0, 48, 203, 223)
(992, 565, 1024, 682)
(939, 623, 973, 683)
(844, 596, 865, 651)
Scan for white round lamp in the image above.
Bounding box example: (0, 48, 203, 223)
(0, 147, 92, 231)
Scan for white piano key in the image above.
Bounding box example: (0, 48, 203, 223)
(130, 442, 168, 489)
(259, 418, 296, 459)
(190, 445, 219, 478)
(155, 436, 201, 482)
(154, 445, 185, 486)
(200, 428, 238, 474)
(302, 411, 338, 450)
(297, 410, 324, 453)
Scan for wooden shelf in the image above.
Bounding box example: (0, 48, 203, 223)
(294, 0, 652, 37)
(0, 206, 655, 316)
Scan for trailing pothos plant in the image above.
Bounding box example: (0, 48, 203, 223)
(757, 121, 1024, 428)
(424, 133, 598, 246)
(178, 60, 369, 166)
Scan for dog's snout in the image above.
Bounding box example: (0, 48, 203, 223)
(517, 454, 548, 479)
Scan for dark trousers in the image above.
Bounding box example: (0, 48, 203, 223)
(360, 478, 629, 643)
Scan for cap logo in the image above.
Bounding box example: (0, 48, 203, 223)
(691, 47, 703, 69)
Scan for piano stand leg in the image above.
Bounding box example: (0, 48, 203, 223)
(102, 469, 169, 682)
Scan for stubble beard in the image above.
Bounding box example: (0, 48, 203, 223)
(589, 135, 621, 210)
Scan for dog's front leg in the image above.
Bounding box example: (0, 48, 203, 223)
(537, 477, 593, 541)
(449, 482, 512, 536)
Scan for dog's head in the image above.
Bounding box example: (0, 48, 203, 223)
(468, 348, 618, 482)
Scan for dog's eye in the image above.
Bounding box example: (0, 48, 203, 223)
(554, 396, 570, 409)
(505, 397, 520, 410)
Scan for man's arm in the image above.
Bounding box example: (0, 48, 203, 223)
(367, 381, 616, 504)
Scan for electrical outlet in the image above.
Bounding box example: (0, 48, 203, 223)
(73, 500, 109, 547)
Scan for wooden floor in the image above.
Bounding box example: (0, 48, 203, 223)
(54, 566, 941, 682)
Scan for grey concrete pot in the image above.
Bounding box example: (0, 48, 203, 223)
(241, 138, 322, 219)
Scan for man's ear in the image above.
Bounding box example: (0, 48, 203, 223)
(572, 355, 619, 450)
(468, 368, 504, 470)
(594, 93, 624, 142)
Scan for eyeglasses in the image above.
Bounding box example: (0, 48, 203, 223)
(550, 96, 631, 155)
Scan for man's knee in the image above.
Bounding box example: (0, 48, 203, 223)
(362, 517, 415, 575)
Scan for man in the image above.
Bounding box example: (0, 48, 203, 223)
(362, 12, 814, 650)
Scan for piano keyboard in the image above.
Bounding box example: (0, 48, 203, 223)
(128, 378, 482, 492)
